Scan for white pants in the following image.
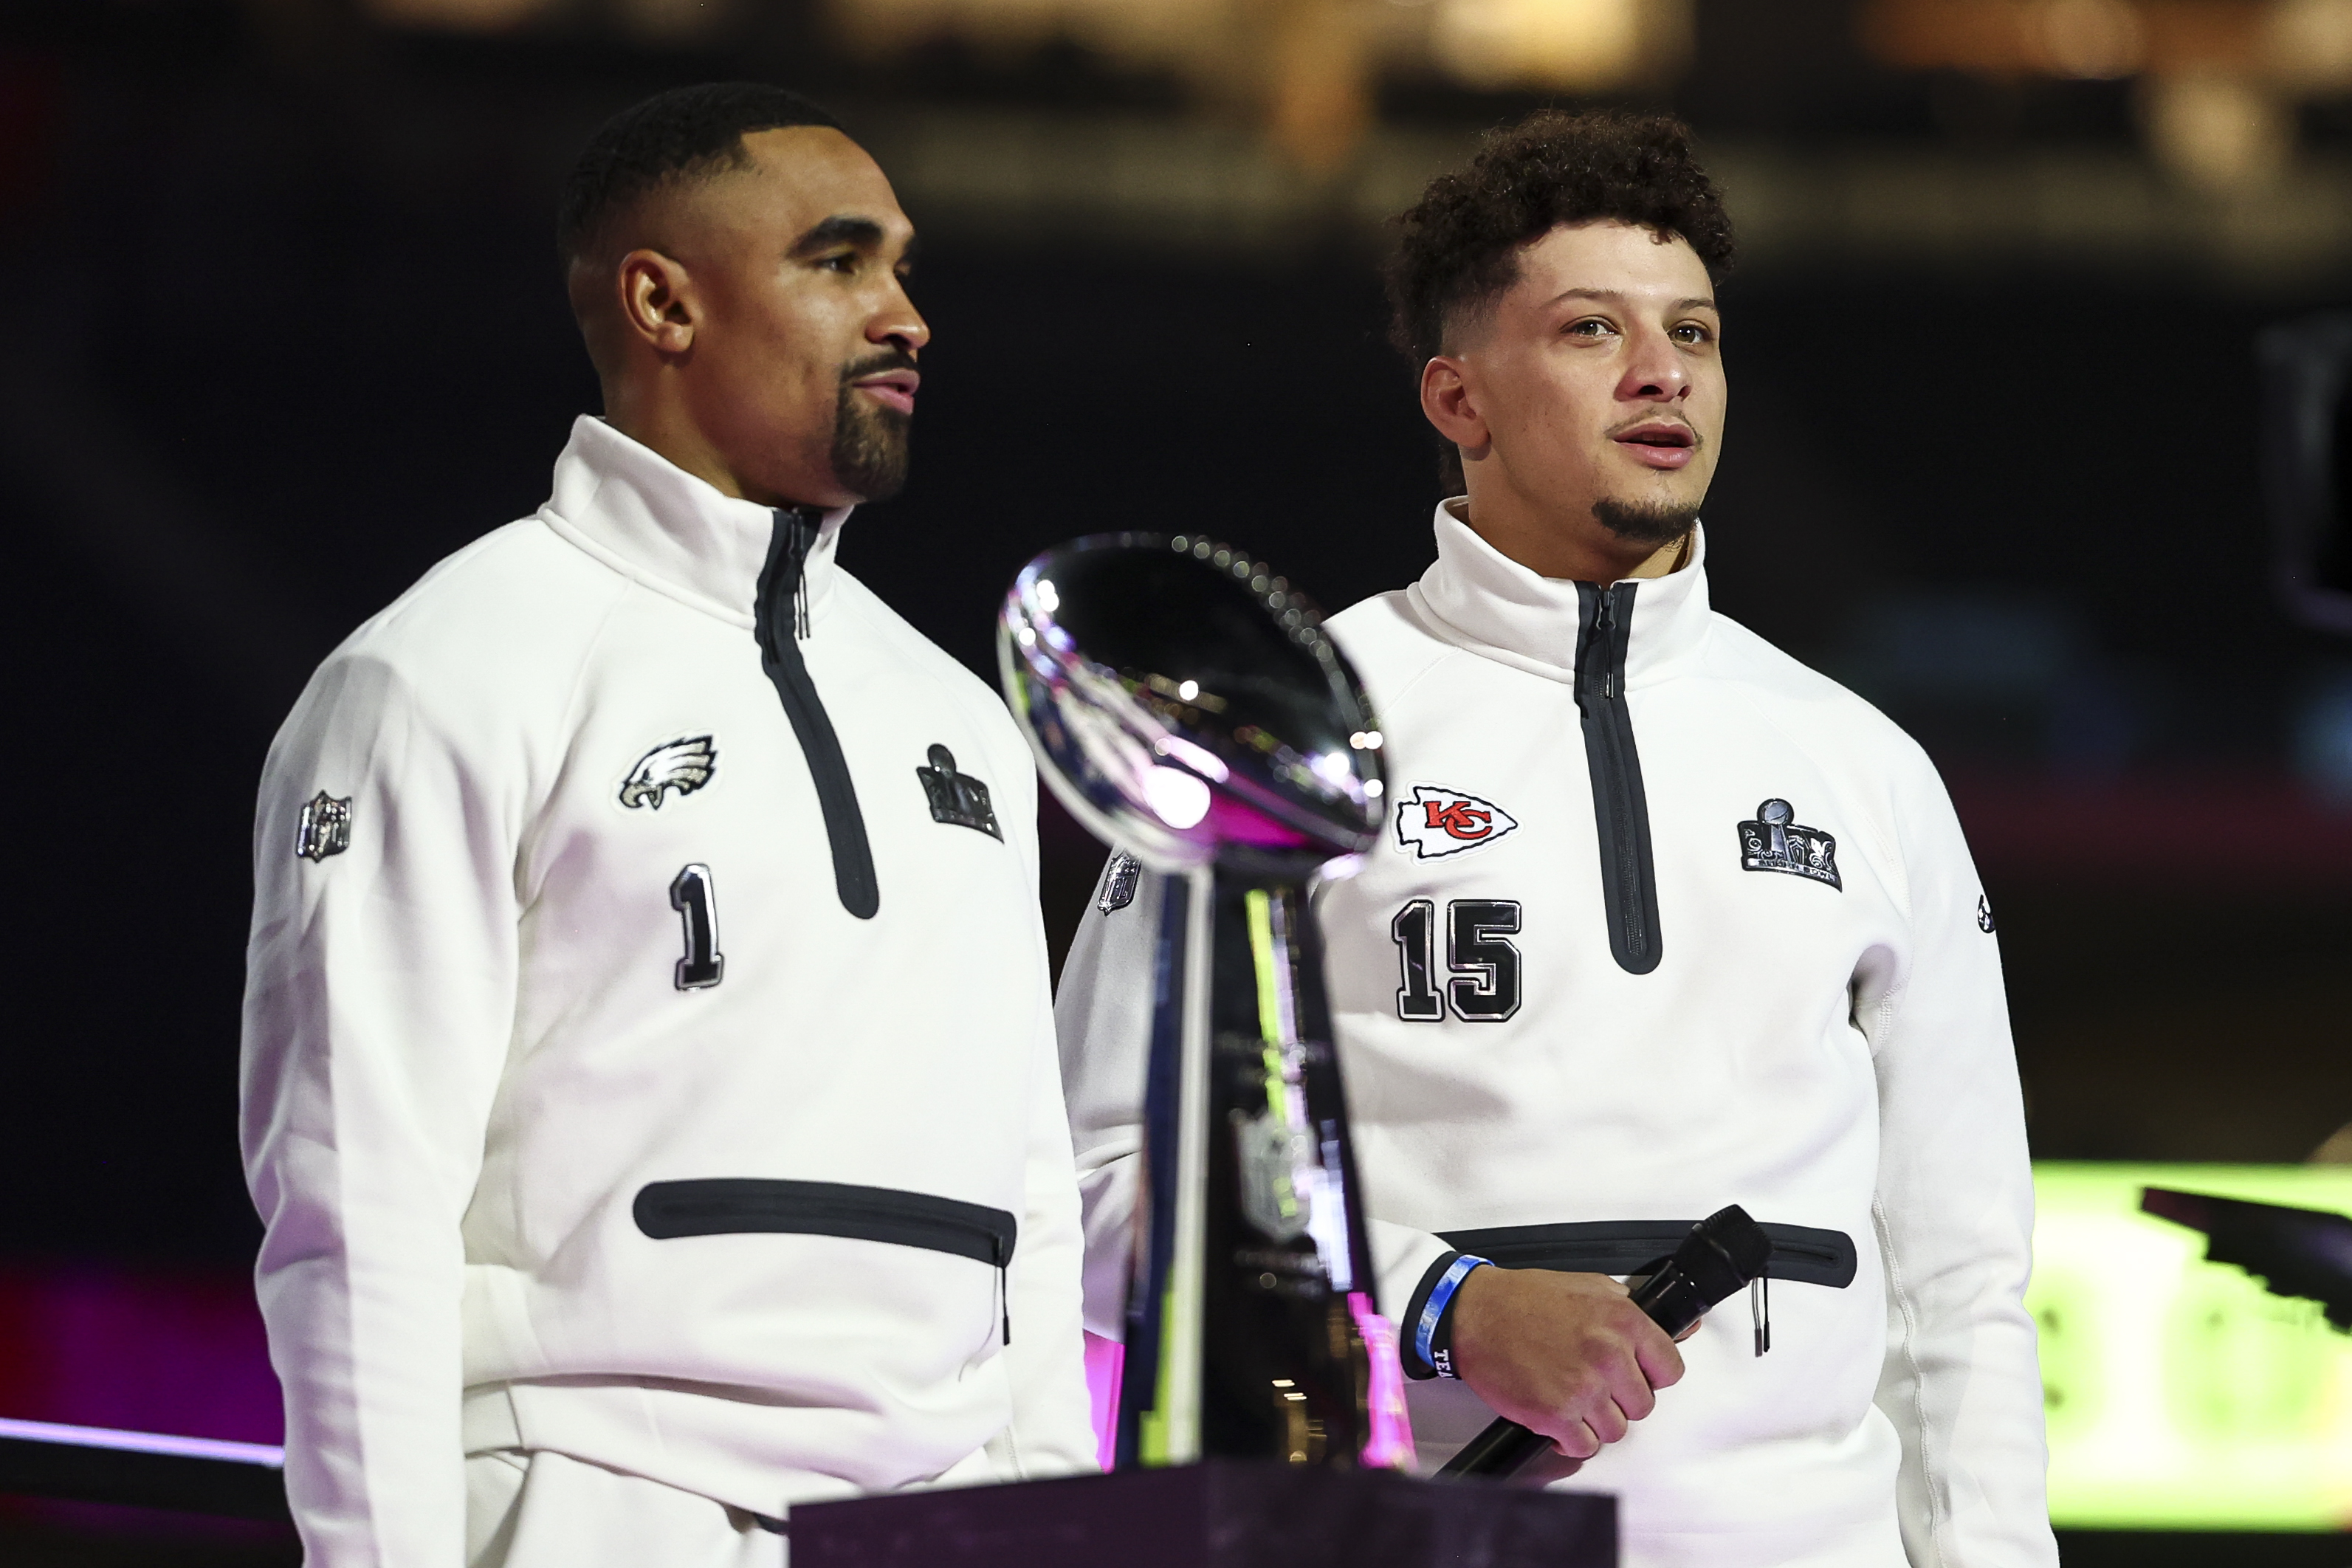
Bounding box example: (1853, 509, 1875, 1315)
(466, 1449, 789, 1568)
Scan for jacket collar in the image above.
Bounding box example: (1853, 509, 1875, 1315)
(1406, 498, 1712, 688)
(538, 415, 853, 630)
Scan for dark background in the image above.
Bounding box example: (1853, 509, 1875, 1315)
(0, 0, 2348, 1558)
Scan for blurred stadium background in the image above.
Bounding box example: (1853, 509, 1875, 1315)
(1, 0, 2349, 1561)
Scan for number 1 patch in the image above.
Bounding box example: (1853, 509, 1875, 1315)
(670, 864, 724, 990)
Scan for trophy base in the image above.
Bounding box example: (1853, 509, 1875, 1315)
(788, 1459, 1616, 1567)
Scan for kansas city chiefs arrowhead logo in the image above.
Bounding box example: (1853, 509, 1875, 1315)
(1394, 784, 1519, 859)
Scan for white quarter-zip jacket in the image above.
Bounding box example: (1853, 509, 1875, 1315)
(1057, 504, 2054, 1568)
(241, 416, 1096, 1567)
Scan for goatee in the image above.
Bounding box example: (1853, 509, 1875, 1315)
(831, 357, 914, 502)
(1592, 496, 1700, 548)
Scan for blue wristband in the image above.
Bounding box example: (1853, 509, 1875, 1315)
(1414, 1254, 1490, 1378)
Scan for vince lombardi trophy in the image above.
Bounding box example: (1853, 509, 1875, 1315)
(1000, 533, 1412, 1473)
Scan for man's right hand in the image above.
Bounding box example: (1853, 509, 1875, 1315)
(1447, 1266, 1685, 1461)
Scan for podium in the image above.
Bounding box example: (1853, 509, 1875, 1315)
(790, 1460, 1616, 1567)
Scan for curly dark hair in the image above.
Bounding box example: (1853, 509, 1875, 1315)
(559, 83, 844, 264)
(1385, 109, 1733, 490)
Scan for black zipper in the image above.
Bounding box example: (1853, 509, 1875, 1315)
(1574, 580, 1662, 975)
(634, 1178, 1017, 1342)
(755, 508, 879, 921)
(1438, 1218, 1857, 1288)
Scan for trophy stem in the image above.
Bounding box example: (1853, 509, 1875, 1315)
(1118, 862, 1388, 1471)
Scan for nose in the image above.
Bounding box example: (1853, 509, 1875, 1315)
(870, 278, 929, 359)
(1618, 324, 1690, 403)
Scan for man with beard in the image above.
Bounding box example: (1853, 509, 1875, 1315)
(241, 84, 1094, 1568)
(1056, 111, 2054, 1566)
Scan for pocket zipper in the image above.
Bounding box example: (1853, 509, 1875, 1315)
(635, 1177, 1018, 1344)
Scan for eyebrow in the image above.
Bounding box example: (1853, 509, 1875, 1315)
(1544, 286, 1719, 314)
(790, 215, 887, 258)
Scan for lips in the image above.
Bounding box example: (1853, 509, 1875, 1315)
(853, 369, 920, 416)
(1612, 420, 1696, 471)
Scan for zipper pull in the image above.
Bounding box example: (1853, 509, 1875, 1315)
(1587, 587, 1623, 699)
(788, 509, 817, 641)
(997, 1237, 1012, 1347)
(1750, 1274, 1770, 1357)
(1578, 586, 1608, 695)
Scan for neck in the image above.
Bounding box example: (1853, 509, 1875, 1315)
(601, 381, 833, 511)
(1454, 486, 1688, 584)
(601, 388, 742, 499)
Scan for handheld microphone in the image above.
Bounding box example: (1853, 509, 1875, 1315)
(1435, 1205, 1773, 1480)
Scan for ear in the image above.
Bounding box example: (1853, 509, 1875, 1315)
(1419, 355, 1490, 461)
(616, 247, 699, 357)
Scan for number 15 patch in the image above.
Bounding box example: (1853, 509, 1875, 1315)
(1392, 898, 1522, 1022)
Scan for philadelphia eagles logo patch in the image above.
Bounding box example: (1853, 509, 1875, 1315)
(1394, 784, 1519, 859)
(1737, 799, 1841, 890)
(619, 736, 717, 810)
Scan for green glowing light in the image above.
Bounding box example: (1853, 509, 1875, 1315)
(2031, 1163, 2352, 1530)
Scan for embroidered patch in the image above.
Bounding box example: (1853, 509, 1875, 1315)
(918, 745, 1002, 839)
(1977, 894, 1996, 933)
(670, 864, 724, 991)
(1393, 785, 1520, 860)
(620, 736, 717, 810)
(295, 792, 351, 863)
(1737, 799, 1841, 890)
(1098, 851, 1142, 914)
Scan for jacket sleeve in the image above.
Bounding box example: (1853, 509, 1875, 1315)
(240, 653, 520, 1567)
(1055, 859, 1458, 1355)
(1053, 856, 1160, 1340)
(1860, 752, 2057, 1568)
(994, 769, 1101, 1476)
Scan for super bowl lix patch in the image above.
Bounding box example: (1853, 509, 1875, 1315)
(1737, 799, 1841, 890)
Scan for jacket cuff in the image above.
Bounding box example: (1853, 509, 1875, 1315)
(1398, 1249, 1465, 1380)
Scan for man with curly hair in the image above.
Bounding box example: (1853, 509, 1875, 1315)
(1058, 109, 2054, 1566)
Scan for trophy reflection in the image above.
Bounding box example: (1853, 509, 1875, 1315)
(999, 533, 1412, 1472)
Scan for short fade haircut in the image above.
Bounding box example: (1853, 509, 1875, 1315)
(558, 82, 845, 264)
(1385, 111, 1734, 486)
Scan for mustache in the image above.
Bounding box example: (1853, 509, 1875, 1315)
(1605, 413, 1700, 447)
(839, 349, 920, 386)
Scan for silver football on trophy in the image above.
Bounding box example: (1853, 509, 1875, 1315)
(998, 533, 1386, 872)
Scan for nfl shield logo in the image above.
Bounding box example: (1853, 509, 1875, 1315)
(295, 791, 352, 864)
(1232, 1104, 1311, 1244)
(1097, 851, 1142, 914)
